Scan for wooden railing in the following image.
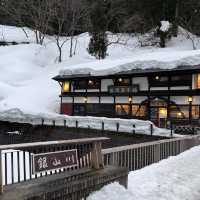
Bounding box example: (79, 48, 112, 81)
(0, 137, 109, 194)
(102, 135, 200, 171)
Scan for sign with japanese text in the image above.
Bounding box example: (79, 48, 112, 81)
(32, 149, 78, 174)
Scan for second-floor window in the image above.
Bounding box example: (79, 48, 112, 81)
(149, 74, 192, 87)
(114, 78, 130, 86)
(73, 79, 100, 90)
(62, 81, 70, 93)
(196, 74, 200, 89)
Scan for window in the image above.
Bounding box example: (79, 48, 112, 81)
(74, 104, 86, 116)
(108, 85, 139, 93)
(115, 78, 130, 86)
(192, 106, 199, 119)
(170, 106, 189, 118)
(74, 80, 87, 90)
(171, 74, 192, 86)
(73, 79, 100, 90)
(149, 76, 168, 87)
(115, 104, 130, 116)
(87, 79, 100, 89)
(87, 104, 114, 115)
(132, 105, 146, 117)
(149, 74, 192, 87)
(196, 74, 200, 89)
(62, 81, 70, 93)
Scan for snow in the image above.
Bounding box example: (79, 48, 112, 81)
(160, 21, 170, 32)
(59, 50, 200, 76)
(0, 108, 171, 137)
(88, 145, 200, 200)
(0, 24, 199, 135)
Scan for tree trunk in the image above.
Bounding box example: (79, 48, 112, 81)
(172, 0, 180, 37)
(58, 46, 62, 62)
(69, 36, 73, 58)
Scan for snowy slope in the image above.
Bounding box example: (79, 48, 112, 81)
(0, 25, 199, 116)
(88, 145, 200, 200)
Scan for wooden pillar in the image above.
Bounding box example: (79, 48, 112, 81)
(147, 79, 151, 120)
(60, 96, 63, 114)
(189, 101, 192, 124)
(0, 150, 3, 194)
(167, 75, 171, 121)
(91, 142, 104, 169)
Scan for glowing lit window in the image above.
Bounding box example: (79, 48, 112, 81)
(197, 74, 200, 89)
(159, 108, 167, 118)
(192, 106, 199, 119)
(62, 82, 70, 93)
(132, 105, 146, 117)
(115, 105, 129, 116)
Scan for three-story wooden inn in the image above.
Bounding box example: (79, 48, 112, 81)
(53, 64, 200, 127)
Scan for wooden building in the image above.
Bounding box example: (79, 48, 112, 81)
(53, 65, 200, 127)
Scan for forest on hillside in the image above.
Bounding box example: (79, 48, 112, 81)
(0, 0, 200, 60)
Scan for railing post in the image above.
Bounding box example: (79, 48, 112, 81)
(170, 121, 173, 137)
(102, 122, 104, 132)
(116, 123, 119, 132)
(76, 121, 78, 129)
(91, 141, 104, 169)
(150, 124, 153, 136)
(0, 150, 3, 194)
(154, 144, 160, 162)
(133, 124, 136, 134)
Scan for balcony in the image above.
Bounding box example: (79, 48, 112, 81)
(108, 85, 139, 94)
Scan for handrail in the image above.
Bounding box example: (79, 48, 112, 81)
(102, 135, 200, 154)
(0, 137, 109, 150)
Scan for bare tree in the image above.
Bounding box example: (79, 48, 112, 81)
(0, 0, 29, 39)
(25, 0, 54, 45)
(53, 0, 88, 62)
(179, 17, 200, 50)
(0, 0, 54, 44)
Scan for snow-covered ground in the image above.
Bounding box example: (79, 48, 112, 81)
(88, 145, 200, 200)
(0, 25, 199, 135)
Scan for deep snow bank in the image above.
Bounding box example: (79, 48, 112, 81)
(0, 108, 170, 137)
(0, 24, 199, 122)
(88, 145, 200, 200)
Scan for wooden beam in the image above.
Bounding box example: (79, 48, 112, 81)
(0, 150, 3, 194)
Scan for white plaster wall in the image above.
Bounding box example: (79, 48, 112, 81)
(193, 96, 200, 104)
(74, 89, 86, 92)
(87, 89, 100, 92)
(132, 96, 147, 104)
(62, 97, 73, 103)
(70, 84, 74, 92)
(192, 74, 196, 89)
(132, 77, 148, 91)
(100, 97, 114, 103)
(87, 97, 99, 103)
(150, 87, 168, 91)
(115, 96, 129, 103)
(101, 79, 114, 91)
(170, 86, 190, 90)
(170, 96, 188, 104)
(74, 97, 85, 103)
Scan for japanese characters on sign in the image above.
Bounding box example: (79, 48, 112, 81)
(32, 149, 78, 174)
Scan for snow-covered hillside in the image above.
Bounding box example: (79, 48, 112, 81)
(0, 25, 200, 116)
(88, 145, 200, 200)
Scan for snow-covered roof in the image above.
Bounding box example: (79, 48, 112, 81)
(55, 50, 200, 79)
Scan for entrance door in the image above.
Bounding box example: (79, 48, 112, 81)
(150, 107, 167, 127)
(159, 107, 167, 127)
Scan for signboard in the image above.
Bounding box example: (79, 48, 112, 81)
(32, 149, 78, 174)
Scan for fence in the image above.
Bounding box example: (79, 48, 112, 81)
(0, 117, 156, 137)
(103, 135, 200, 171)
(0, 137, 108, 193)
